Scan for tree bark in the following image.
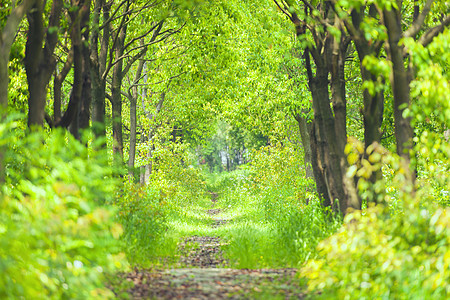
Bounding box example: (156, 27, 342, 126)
(25, 0, 63, 128)
(308, 120, 329, 204)
(67, 0, 84, 139)
(128, 52, 146, 178)
(294, 113, 313, 179)
(79, 0, 92, 132)
(384, 8, 414, 161)
(0, 0, 36, 183)
(111, 2, 131, 164)
(305, 40, 359, 214)
(90, 0, 110, 138)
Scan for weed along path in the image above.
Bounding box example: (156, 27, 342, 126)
(112, 192, 306, 299)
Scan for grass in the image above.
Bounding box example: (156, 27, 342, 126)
(119, 165, 340, 272)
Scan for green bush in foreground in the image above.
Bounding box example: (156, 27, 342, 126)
(302, 203, 450, 299)
(302, 137, 450, 299)
(0, 122, 125, 299)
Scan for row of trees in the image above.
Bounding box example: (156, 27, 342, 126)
(274, 0, 449, 214)
(185, 0, 449, 214)
(1, 0, 208, 183)
(1, 0, 449, 215)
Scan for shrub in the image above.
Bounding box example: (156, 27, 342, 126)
(302, 138, 450, 298)
(302, 203, 450, 299)
(114, 182, 171, 265)
(0, 122, 125, 299)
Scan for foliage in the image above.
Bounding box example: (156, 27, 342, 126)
(216, 142, 341, 268)
(302, 202, 450, 299)
(0, 119, 125, 299)
(114, 182, 171, 266)
(303, 136, 450, 298)
(118, 131, 208, 266)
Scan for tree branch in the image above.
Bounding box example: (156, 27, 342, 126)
(404, 0, 434, 38)
(1, 0, 35, 51)
(418, 14, 450, 47)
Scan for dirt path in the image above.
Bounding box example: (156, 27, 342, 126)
(112, 197, 305, 299)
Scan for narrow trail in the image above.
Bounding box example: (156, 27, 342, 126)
(114, 193, 306, 299)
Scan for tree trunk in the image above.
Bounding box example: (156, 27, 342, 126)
(305, 43, 359, 214)
(140, 132, 146, 185)
(294, 113, 313, 179)
(90, 0, 110, 138)
(310, 68, 346, 211)
(128, 55, 146, 178)
(25, 0, 62, 128)
(384, 8, 414, 161)
(343, 8, 385, 199)
(25, 0, 45, 128)
(145, 130, 153, 183)
(111, 30, 127, 163)
(79, 0, 92, 132)
(67, 0, 84, 139)
(308, 121, 329, 204)
(111, 1, 132, 165)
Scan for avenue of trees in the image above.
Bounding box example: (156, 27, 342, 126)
(1, 0, 448, 213)
(0, 0, 449, 297)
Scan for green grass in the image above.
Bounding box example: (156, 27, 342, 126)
(120, 166, 340, 272)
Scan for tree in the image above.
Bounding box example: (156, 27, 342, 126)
(0, 0, 36, 183)
(274, 0, 360, 214)
(25, 0, 63, 128)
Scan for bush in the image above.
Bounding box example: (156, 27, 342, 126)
(302, 138, 450, 298)
(114, 182, 171, 265)
(302, 203, 450, 299)
(0, 122, 125, 299)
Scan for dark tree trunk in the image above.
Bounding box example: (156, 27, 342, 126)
(79, 0, 92, 132)
(305, 43, 359, 214)
(384, 8, 414, 161)
(111, 1, 131, 164)
(308, 120, 329, 204)
(25, 0, 46, 128)
(90, 0, 110, 138)
(25, 0, 62, 128)
(67, 0, 84, 139)
(66, 0, 91, 139)
(310, 66, 347, 211)
(283, 7, 359, 214)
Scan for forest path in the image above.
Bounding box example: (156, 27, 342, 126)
(114, 193, 305, 299)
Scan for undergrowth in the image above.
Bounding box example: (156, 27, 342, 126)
(0, 121, 125, 299)
(209, 143, 341, 269)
